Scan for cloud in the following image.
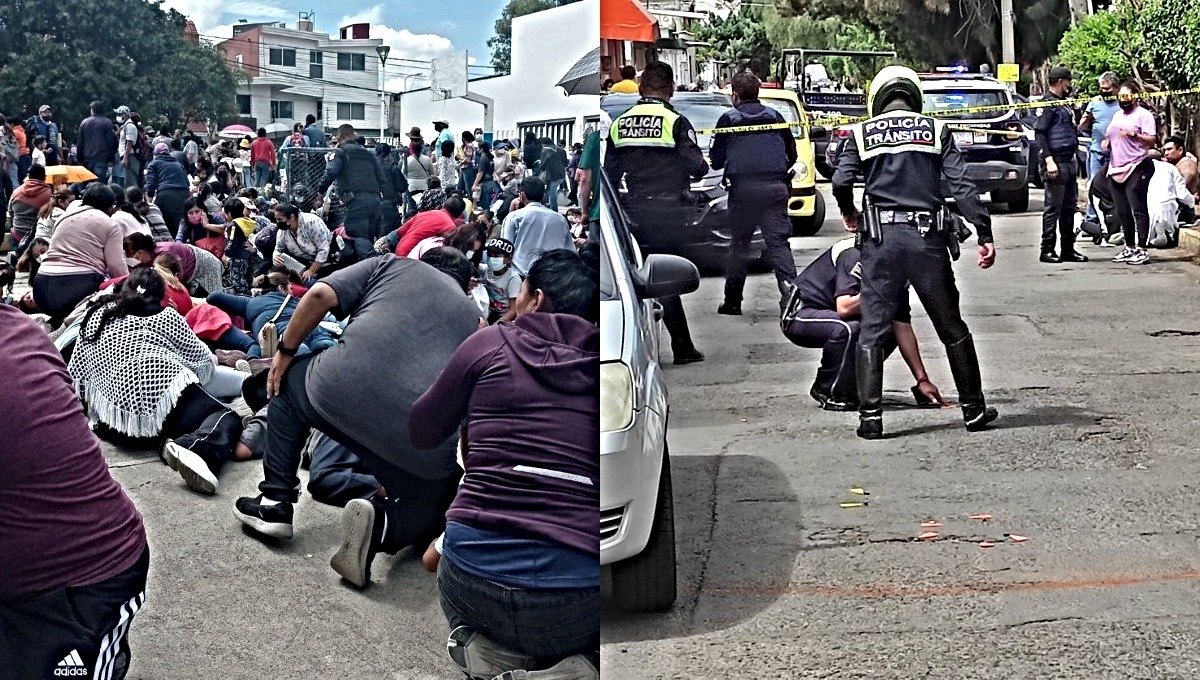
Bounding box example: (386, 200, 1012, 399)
(158, 0, 287, 39)
(336, 4, 474, 91)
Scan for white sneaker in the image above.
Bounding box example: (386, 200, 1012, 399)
(1111, 247, 1135, 262)
(163, 440, 218, 495)
(1126, 249, 1149, 265)
(1108, 233, 1125, 246)
(1098, 238, 1117, 248)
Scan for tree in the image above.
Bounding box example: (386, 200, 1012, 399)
(761, 8, 893, 81)
(694, 5, 774, 78)
(781, 0, 1068, 70)
(0, 0, 238, 138)
(1056, 7, 1140, 96)
(488, 0, 582, 73)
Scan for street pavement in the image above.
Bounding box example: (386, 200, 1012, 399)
(601, 186, 1200, 679)
(105, 439, 453, 679)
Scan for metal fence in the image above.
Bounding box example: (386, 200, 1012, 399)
(278, 147, 331, 212)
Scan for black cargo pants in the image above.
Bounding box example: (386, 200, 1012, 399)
(724, 179, 796, 305)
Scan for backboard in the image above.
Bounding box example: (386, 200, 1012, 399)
(431, 52, 468, 101)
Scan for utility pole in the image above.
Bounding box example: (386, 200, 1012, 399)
(1000, 0, 1015, 64)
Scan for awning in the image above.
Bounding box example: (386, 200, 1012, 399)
(601, 0, 659, 43)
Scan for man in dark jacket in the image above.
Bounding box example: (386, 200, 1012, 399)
(710, 71, 798, 315)
(537, 138, 569, 211)
(76, 101, 115, 184)
(144, 143, 191, 233)
(318, 124, 388, 260)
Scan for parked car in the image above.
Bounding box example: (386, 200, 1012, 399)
(920, 72, 1030, 212)
(825, 72, 1031, 212)
(600, 171, 700, 612)
(600, 92, 766, 269)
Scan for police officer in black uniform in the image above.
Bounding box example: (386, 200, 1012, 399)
(781, 236, 946, 411)
(710, 71, 797, 315)
(604, 61, 708, 365)
(832, 66, 998, 439)
(1035, 65, 1087, 264)
(318, 124, 388, 261)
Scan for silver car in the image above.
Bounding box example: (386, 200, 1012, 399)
(599, 175, 700, 611)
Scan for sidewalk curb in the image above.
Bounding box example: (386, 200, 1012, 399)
(1180, 228, 1200, 258)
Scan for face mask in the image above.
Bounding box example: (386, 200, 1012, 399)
(276, 220, 288, 229)
(487, 256, 506, 272)
(1119, 100, 1135, 111)
(187, 213, 203, 224)
(126, 257, 141, 268)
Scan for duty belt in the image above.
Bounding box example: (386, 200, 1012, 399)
(877, 209, 934, 225)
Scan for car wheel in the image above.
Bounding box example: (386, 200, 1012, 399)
(610, 446, 677, 612)
(993, 185, 1030, 213)
(790, 191, 826, 237)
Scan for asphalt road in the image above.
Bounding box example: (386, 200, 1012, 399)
(601, 186, 1200, 679)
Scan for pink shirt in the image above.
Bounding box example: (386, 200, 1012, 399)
(1106, 106, 1156, 168)
(40, 203, 129, 279)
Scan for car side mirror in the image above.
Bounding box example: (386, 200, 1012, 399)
(632, 254, 700, 300)
(809, 126, 829, 141)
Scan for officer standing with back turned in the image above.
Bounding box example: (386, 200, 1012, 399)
(319, 123, 388, 261)
(710, 71, 798, 316)
(832, 66, 998, 440)
(605, 61, 708, 365)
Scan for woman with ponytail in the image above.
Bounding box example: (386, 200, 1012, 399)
(69, 268, 247, 496)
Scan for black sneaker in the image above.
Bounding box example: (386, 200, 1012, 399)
(330, 498, 379, 588)
(964, 405, 999, 431)
(717, 302, 742, 316)
(672, 348, 705, 365)
(233, 495, 294, 538)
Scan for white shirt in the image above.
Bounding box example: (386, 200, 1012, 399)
(31, 148, 45, 166)
(117, 120, 137, 159)
(1148, 160, 1194, 246)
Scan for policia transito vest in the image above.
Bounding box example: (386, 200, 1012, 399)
(832, 110, 993, 244)
(604, 98, 709, 201)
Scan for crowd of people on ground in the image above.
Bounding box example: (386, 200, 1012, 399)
(1, 100, 600, 680)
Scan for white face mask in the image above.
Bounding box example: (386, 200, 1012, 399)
(487, 256, 507, 272)
(126, 257, 141, 268)
(465, 249, 477, 261)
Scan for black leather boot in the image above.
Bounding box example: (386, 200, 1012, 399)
(945, 334, 998, 431)
(855, 344, 885, 440)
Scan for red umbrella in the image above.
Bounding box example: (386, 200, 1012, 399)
(218, 124, 255, 139)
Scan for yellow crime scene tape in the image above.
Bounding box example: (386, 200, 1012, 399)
(693, 85, 1200, 135)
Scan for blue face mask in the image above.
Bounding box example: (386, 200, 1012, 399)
(487, 256, 507, 272)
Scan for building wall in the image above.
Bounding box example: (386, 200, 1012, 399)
(221, 27, 262, 76)
(223, 26, 388, 135)
(391, 0, 601, 145)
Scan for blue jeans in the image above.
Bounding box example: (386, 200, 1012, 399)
(1085, 150, 1108, 221)
(253, 161, 271, 188)
(546, 178, 563, 211)
(86, 161, 108, 185)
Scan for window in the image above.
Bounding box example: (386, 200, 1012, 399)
(923, 89, 1011, 121)
(337, 102, 366, 120)
(315, 101, 322, 120)
(309, 51, 323, 79)
(237, 95, 251, 115)
(337, 53, 366, 71)
(270, 100, 294, 120)
(309, 50, 323, 64)
(269, 48, 296, 67)
(234, 54, 243, 68)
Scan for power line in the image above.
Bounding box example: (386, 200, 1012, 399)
(197, 31, 500, 76)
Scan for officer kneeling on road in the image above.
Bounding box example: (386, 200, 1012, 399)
(318, 124, 388, 262)
(781, 236, 947, 411)
(710, 71, 798, 316)
(832, 65, 998, 440)
(604, 60, 708, 365)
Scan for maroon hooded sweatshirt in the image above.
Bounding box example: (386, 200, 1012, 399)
(409, 312, 599, 556)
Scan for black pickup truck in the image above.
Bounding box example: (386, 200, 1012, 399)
(776, 48, 897, 179)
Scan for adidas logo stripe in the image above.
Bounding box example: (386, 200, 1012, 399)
(54, 649, 88, 676)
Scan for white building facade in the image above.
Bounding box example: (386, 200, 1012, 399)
(219, 20, 388, 137)
(390, 0, 601, 146)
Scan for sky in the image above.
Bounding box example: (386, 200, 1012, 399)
(159, 0, 509, 90)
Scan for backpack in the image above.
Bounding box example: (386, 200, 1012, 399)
(135, 126, 152, 164)
(23, 116, 39, 145)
